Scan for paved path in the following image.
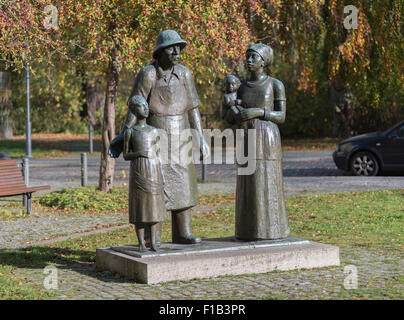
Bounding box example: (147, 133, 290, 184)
(0, 211, 127, 249)
(14, 247, 404, 300)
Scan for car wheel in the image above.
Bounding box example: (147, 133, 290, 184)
(350, 151, 379, 176)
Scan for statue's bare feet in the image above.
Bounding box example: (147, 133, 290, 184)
(139, 243, 147, 252)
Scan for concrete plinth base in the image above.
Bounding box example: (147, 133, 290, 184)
(96, 237, 339, 284)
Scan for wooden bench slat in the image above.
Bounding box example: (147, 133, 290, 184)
(0, 168, 23, 174)
(0, 163, 21, 168)
(0, 185, 31, 193)
(0, 176, 24, 180)
(0, 189, 28, 195)
(0, 181, 26, 187)
(0, 170, 24, 176)
(0, 186, 27, 191)
(0, 171, 22, 176)
(0, 162, 22, 170)
(0, 166, 22, 170)
(0, 175, 22, 179)
(0, 166, 23, 171)
(0, 172, 23, 178)
(0, 184, 49, 191)
(0, 182, 26, 189)
(0, 172, 24, 178)
(0, 185, 50, 193)
(0, 175, 25, 181)
(0, 191, 28, 197)
(0, 178, 24, 182)
(0, 166, 22, 172)
(0, 160, 20, 167)
(0, 167, 23, 173)
(0, 179, 25, 185)
(0, 186, 50, 197)
(0, 190, 29, 196)
(0, 180, 25, 186)
(0, 166, 22, 171)
(0, 173, 22, 180)
(0, 173, 24, 179)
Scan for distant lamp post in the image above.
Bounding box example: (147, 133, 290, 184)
(25, 41, 32, 158)
(89, 122, 93, 154)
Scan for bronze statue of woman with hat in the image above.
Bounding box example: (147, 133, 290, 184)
(110, 30, 210, 245)
(222, 43, 290, 240)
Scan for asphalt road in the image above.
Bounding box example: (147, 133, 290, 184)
(23, 150, 403, 196)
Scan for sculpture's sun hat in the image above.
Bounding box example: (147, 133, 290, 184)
(152, 30, 187, 59)
(247, 43, 274, 67)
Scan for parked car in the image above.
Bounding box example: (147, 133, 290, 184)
(333, 121, 404, 176)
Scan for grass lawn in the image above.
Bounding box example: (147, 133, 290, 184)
(282, 137, 339, 151)
(0, 189, 402, 299)
(0, 139, 68, 159)
(0, 186, 236, 219)
(0, 133, 101, 159)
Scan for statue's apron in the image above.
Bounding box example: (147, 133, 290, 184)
(146, 73, 198, 211)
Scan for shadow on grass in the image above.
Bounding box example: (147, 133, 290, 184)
(0, 246, 131, 284)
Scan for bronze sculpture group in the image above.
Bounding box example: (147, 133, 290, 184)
(110, 30, 290, 251)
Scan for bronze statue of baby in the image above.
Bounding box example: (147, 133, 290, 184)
(221, 74, 244, 125)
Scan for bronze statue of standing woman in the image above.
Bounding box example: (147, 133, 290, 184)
(222, 44, 290, 240)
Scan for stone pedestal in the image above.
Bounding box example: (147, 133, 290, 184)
(96, 237, 339, 284)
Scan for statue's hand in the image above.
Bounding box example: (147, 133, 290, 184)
(240, 108, 264, 122)
(108, 135, 124, 158)
(108, 144, 121, 158)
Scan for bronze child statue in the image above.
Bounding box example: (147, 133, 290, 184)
(222, 74, 243, 123)
(123, 95, 167, 252)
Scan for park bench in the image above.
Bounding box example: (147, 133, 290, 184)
(0, 159, 50, 214)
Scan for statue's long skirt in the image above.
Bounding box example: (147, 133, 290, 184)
(129, 157, 167, 224)
(235, 119, 290, 240)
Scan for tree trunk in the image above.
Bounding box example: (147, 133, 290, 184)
(330, 79, 355, 138)
(98, 51, 119, 192)
(81, 75, 105, 126)
(322, 1, 355, 139)
(0, 71, 13, 138)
